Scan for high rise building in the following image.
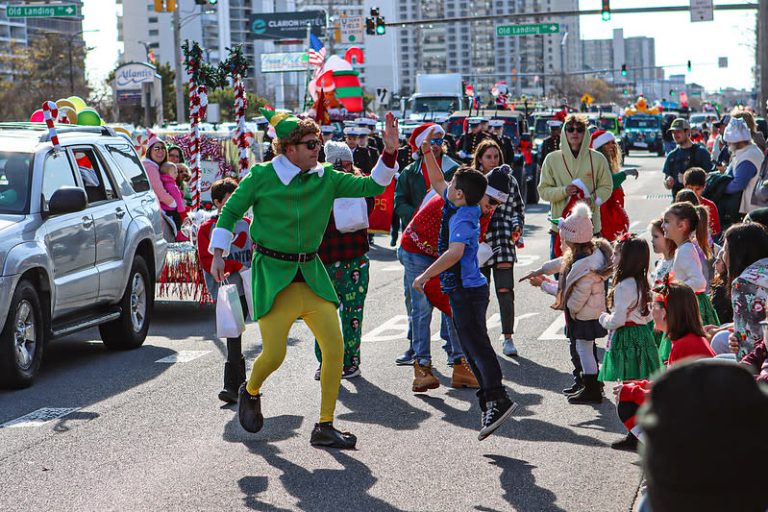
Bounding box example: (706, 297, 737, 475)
(581, 28, 657, 83)
(394, 0, 580, 99)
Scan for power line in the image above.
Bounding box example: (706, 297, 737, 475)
(388, 4, 758, 28)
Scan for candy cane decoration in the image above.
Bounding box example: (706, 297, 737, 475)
(233, 75, 249, 177)
(41, 101, 61, 153)
(188, 81, 201, 210)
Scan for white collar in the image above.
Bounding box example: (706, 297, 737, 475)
(272, 154, 325, 186)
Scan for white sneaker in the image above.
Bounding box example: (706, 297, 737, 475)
(502, 337, 518, 357)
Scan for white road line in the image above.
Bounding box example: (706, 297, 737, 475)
(538, 315, 568, 340)
(382, 265, 403, 272)
(155, 350, 211, 364)
(1, 407, 80, 429)
(515, 254, 541, 267)
(368, 313, 540, 343)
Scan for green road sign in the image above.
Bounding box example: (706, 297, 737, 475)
(6, 4, 78, 18)
(496, 23, 560, 37)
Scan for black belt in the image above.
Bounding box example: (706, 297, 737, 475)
(256, 244, 317, 263)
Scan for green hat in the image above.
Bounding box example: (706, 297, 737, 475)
(260, 108, 300, 139)
(668, 118, 690, 132)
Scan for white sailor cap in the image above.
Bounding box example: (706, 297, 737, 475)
(488, 119, 505, 128)
(467, 117, 482, 125)
(434, 115, 449, 124)
(344, 127, 369, 136)
(547, 120, 564, 128)
(320, 125, 336, 133)
(478, 117, 489, 123)
(355, 117, 377, 127)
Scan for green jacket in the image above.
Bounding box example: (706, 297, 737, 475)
(394, 154, 459, 227)
(216, 156, 390, 319)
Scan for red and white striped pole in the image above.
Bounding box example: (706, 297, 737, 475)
(41, 101, 61, 153)
(188, 79, 201, 210)
(233, 75, 249, 177)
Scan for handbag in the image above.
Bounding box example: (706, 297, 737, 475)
(333, 197, 369, 233)
(239, 267, 254, 321)
(216, 282, 246, 338)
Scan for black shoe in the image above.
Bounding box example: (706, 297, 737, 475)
(238, 384, 264, 433)
(562, 379, 583, 395)
(342, 364, 361, 379)
(389, 238, 397, 247)
(218, 359, 245, 404)
(310, 422, 357, 449)
(478, 396, 518, 441)
(314, 365, 321, 381)
(395, 350, 415, 366)
(568, 375, 603, 404)
(611, 432, 639, 452)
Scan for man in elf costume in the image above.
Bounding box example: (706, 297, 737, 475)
(210, 109, 400, 449)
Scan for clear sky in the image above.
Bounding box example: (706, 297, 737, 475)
(82, 0, 758, 93)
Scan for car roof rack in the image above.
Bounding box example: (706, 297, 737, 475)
(0, 122, 117, 141)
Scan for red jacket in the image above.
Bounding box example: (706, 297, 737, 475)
(196, 215, 252, 274)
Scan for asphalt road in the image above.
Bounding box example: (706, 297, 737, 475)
(0, 153, 672, 512)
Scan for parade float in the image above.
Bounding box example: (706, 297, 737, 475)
(622, 96, 665, 156)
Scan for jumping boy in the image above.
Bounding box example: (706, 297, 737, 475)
(412, 128, 517, 441)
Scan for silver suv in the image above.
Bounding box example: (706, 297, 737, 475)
(0, 124, 167, 388)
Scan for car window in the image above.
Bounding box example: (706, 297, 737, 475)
(0, 153, 32, 214)
(105, 143, 150, 193)
(71, 147, 117, 204)
(42, 153, 77, 209)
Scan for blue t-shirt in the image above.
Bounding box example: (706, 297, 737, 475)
(437, 189, 487, 292)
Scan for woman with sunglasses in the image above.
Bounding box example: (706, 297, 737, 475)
(472, 140, 526, 357)
(142, 133, 177, 210)
(393, 121, 460, 365)
(538, 113, 612, 259)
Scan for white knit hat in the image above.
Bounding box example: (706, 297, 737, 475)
(324, 141, 353, 164)
(723, 118, 751, 143)
(559, 202, 594, 243)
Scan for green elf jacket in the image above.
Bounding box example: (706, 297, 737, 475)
(212, 154, 395, 319)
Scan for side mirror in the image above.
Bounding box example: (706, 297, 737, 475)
(47, 186, 87, 216)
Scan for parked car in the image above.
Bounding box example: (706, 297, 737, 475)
(622, 114, 664, 156)
(0, 124, 167, 388)
(588, 113, 626, 165)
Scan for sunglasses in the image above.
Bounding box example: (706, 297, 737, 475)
(296, 140, 321, 150)
(487, 197, 501, 207)
(565, 125, 585, 133)
(430, 138, 444, 146)
(152, 146, 166, 151)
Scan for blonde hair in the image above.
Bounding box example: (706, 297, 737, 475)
(159, 161, 177, 175)
(564, 113, 588, 129)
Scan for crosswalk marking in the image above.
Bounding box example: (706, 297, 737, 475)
(155, 350, 211, 364)
(1, 407, 80, 429)
(538, 315, 568, 340)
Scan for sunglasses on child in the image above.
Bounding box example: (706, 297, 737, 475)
(565, 125, 585, 134)
(295, 139, 321, 150)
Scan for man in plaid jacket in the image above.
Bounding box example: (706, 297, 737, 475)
(481, 164, 525, 357)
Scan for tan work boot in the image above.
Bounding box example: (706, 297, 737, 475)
(412, 362, 440, 392)
(451, 358, 480, 389)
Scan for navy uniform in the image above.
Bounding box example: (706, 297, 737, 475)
(539, 120, 563, 165)
(489, 119, 515, 166)
(457, 117, 487, 162)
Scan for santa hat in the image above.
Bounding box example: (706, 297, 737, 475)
(590, 129, 616, 150)
(558, 202, 594, 243)
(408, 122, 445, 159)
(145, 132, 162, 152)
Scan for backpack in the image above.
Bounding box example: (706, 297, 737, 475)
(750, 155, 768, 208)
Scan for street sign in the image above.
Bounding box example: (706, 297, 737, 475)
(496, 23, 560, 37)
(718, 57, 728, 68)
(6, 4, 78, 17)
(248, 11, 326, 40)
(339, 15, 364, 44)
(690, 0, 714, 22)
(581, 93, 594, 105)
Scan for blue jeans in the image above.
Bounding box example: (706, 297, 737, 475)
(398, 246, 464, 365)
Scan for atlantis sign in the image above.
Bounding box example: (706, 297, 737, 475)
(114, 63, 157, 90)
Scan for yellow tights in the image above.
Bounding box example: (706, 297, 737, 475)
(246, 283, 343, 423)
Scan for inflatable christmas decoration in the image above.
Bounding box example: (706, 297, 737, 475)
(624, 95, 662, 117)
(308, 54, 365, 115)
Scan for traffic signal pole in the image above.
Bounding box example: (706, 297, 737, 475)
(759, 0, 768, 117)
(173, 7, 185, 123)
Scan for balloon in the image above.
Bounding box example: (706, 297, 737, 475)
(29, 109, 44, 122)
(67, 96, 88, 113)
(58, 106, 78, 124)
(77, 108, 102, 126)
(56, 98, 76, 112)
(110, 126, 131, 137)
(344, 47, 365, 65)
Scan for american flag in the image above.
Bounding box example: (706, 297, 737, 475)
(308, 33, 326, 68)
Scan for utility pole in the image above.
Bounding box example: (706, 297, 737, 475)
(173, 8, 185, 123)
(759, 0, 767, 117)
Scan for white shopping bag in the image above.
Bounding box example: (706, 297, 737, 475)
(216, 283, 246, 338)
(239, 267, 254, 321)
(477, 242, 494, 267)
(333, 198, 369, 233)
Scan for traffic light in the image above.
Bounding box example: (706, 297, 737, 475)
(687, 60, 692, 72)
(670, 89, 676, 96)
(194, 0, 217, 4)
(154, 0, 177, 11)
(375, 16, 386, 35)
(365, 17, 376, 35)
(601, 0, 611, 21)
(621, 64, 627, 77)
